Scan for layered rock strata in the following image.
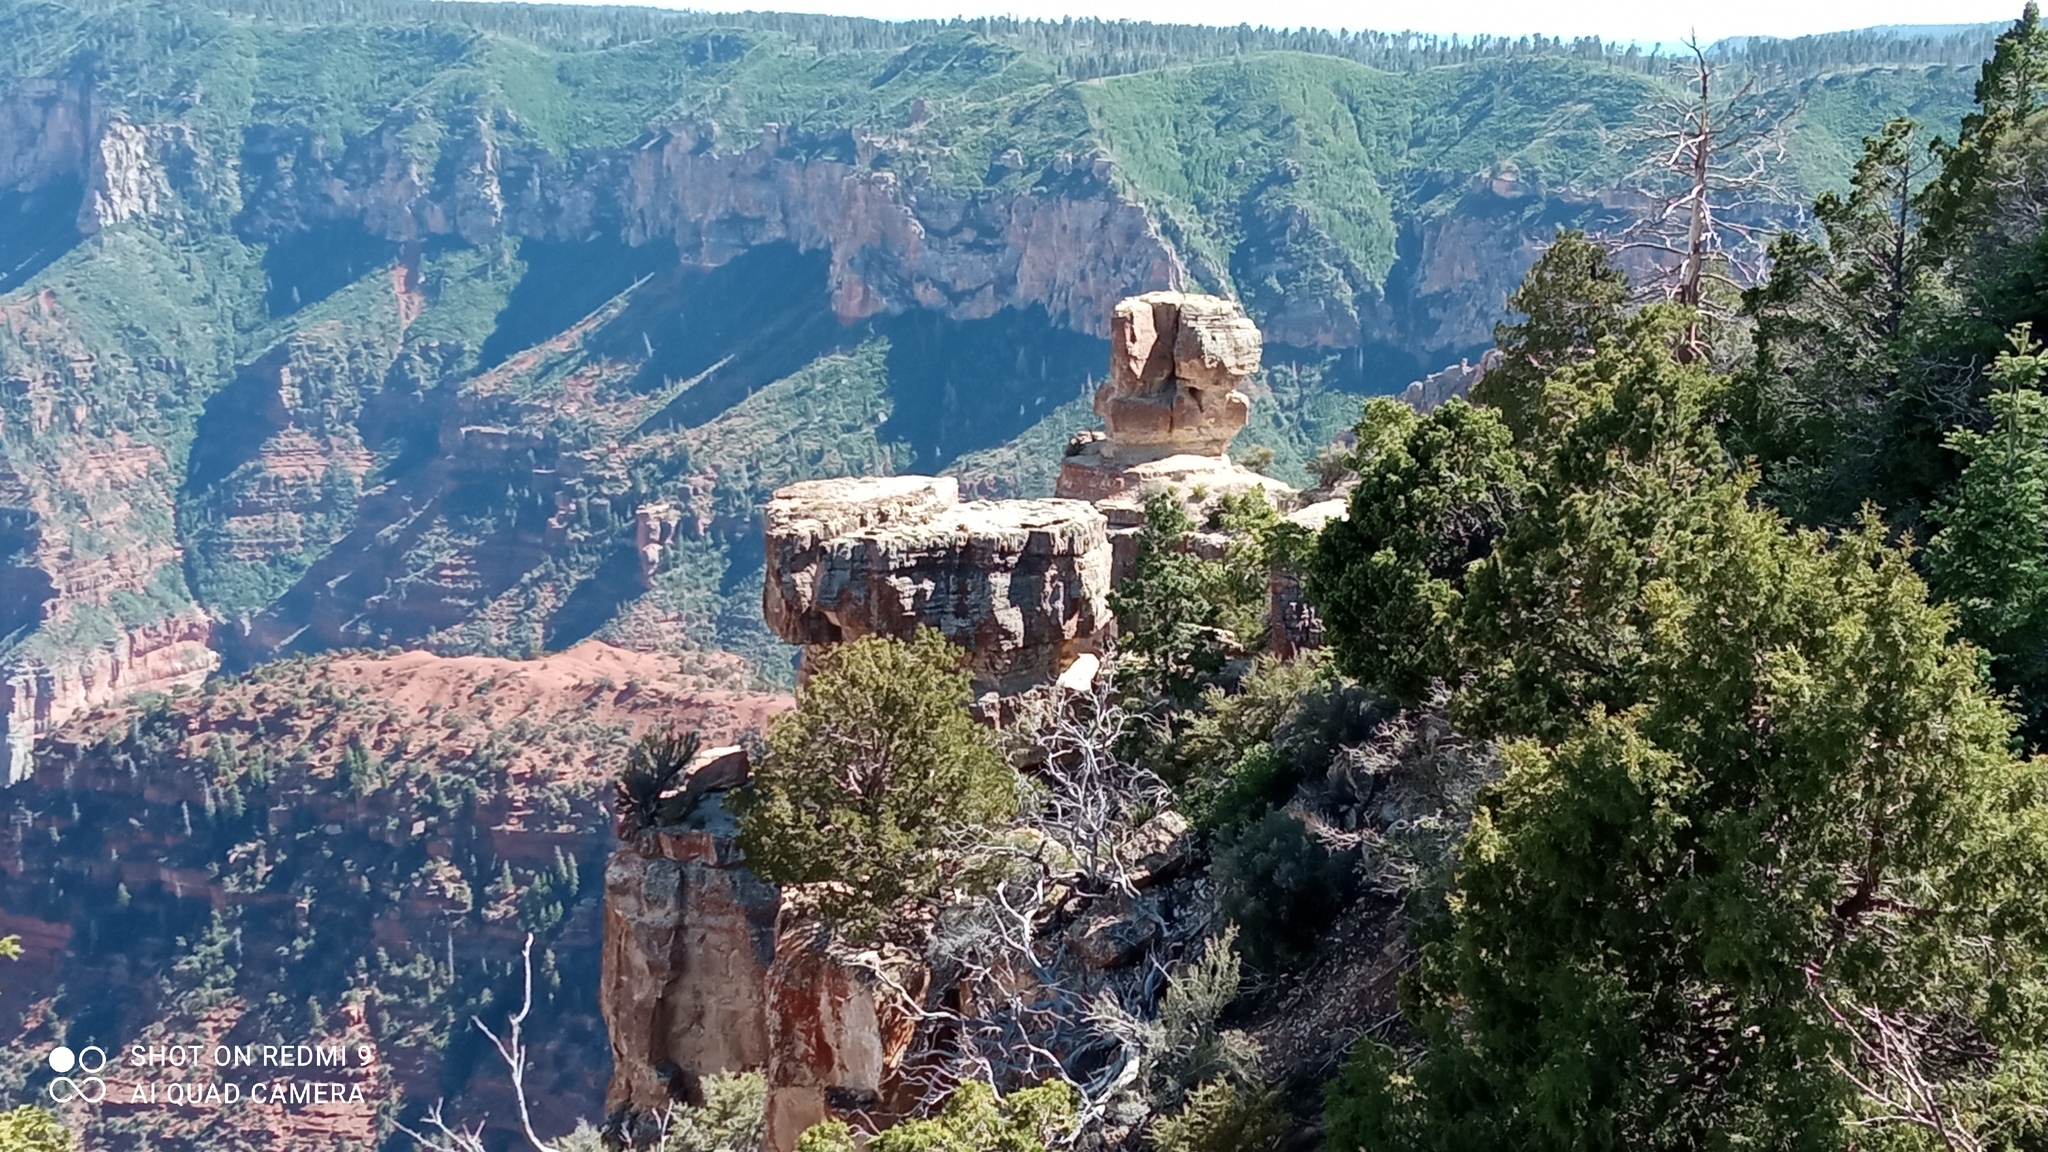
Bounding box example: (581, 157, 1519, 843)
(762, 476, 1112, 691)
(2, 612, 216, 783)
(1056, 293, 1294, 521)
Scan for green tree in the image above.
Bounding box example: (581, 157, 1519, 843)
(1109, 493, 1233, 707)
(1905, 4, 2048, 497)
(1918, 2, 2048, 261)
(732, 630, 1016, 935)
(1151, 1080, 1287, 1152)
(1305, 398, 1524, 704)
(1471, 229, 1631, 448)
(1735, 118, 1930, 525)
(1928, 324, 2048, 746)
(794, 1080, 1075, 1152)
(1456, 306, 1732, 739)
(662, 1070, 767, 1152)
(1321, 298, 2048, 1152)
(1212, 809, 1354, 970)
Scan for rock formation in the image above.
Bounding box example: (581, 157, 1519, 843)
(1397, 349, 1503, 413)
(635, 503, 682, 588)
(601, 747, 925, 1152)
(1056, 292, 1294, 515)
(603, 291, 1358, 1152)
(2, 612, 216, 783)
(762, 476, 1113, 691)
(603, 791, 780, 1121)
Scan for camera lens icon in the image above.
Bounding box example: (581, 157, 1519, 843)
(46, 1045, 106, 1104)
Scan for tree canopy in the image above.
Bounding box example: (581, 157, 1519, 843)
(731, 629, 1017, 936)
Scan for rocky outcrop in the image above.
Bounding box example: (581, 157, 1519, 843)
(0, 76, 187, 231)
(79, 118, 180, 232)
(635, 503, 682, 589)
(761, 933, 923, 1152)
(1057, 292, 1292, 512)
(603, 792, 780, 1122)
(1094, 290, 1260, 458)
(762, 476, 1112, 691)
(1397, 349, 1502, 413)
(602, 755, 924, 1152)
(1, 610, 216, 783)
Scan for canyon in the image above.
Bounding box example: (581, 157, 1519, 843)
(0, 0, 1971, 780)
(0, 1, 1997, 1145)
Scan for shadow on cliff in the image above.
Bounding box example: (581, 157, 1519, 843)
(874, 305, 1104, 469)
(261, 222, 401, 319)
(617, 243, 861, 429)
(0, 178, 83, 293)
(585, 243, 1108, 466)
(184, 346, 295, 494)
(0, 508, 54, 645)
(478, 236, 682, 370)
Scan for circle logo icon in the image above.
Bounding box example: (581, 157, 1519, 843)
(46, 1045, 106, 1104)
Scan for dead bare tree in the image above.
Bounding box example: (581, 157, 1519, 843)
(1613, 38, 1798, 358)
(1026, 667, 1174, 899)
(395, 933, 564, 1152)
(1812, 981, 1989, 1152)
(850, 657, 1185, 1139)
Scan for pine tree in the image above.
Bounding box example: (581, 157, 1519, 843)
(1736, 118, 1929, 525)
(1108, 494, 1232, 707)
(1928, 324, 2048, 746)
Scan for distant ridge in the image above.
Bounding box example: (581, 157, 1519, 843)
(88, 0, 2013, 78)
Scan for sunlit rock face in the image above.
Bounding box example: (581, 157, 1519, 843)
(1056, 292, 1290, 512)
(761, 475, 1112, 692)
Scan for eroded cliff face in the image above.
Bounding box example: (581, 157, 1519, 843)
(232, 115, 1187, 339)
(0, 290, 222, 781)
(602, 786, 925, 1152)
(762, 475, 1114, 691)
(602, 799, 779, 1120)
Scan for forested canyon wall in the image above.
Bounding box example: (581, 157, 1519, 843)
(0, 59, 1625, 767)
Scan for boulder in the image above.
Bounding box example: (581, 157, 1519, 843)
(1122, 810, 1193, 889)
(1096, 291, 1260, 457)
(1066, 899, 1162, 970)
(763, 476, 1113, 691)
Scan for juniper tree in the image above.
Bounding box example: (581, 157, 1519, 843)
(1928, 324, 2048, 746)
(1305, 397, 1524, 705)
(1319, 301, 2048, 1152)
(731, 630, 1016, 937)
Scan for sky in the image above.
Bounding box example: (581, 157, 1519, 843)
(552, 0, 2025, 47)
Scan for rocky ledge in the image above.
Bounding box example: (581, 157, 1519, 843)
(762, 476, 1112, 692)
